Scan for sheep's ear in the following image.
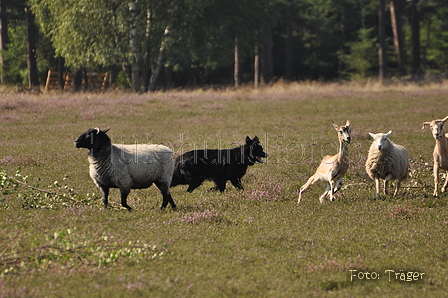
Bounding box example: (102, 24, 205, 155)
(386, 130, 392, 138)
(422, 122, 431, 129)
(369, 133, 375, 139)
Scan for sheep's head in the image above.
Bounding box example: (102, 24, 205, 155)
(333, 120, 351, 144)
(369, 131, 392, 151)
(75, 128, 110, 149)
(422, 116, 448, 140)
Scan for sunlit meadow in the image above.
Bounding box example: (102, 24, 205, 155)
(1, 81, 448, 297)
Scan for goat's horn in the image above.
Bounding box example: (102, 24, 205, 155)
(442, 116, 448, 122)
(94, 127, 100, 134)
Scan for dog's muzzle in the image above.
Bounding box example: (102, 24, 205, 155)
(256, 153, 268, 163)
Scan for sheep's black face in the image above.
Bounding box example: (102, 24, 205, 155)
(244, 136, 268, 165)
(75, 128, 110, 149)
(75, 128, 97, 149)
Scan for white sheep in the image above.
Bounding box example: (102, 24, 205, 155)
(75, 128, 176, 210)
(422, 116, 448, 196)
(365, 131, 409, 199)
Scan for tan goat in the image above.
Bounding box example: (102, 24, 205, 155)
(422, 116, 448, 196)
(298, 120, 351, 203)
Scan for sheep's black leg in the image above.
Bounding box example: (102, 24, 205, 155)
(101, 186, 109, 209)
(165, 193, 177, 210)
(120, 188, 132, 211)
(155, 181, 177, 210)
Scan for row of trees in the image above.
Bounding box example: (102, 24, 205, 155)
(1, 0, 447, 92)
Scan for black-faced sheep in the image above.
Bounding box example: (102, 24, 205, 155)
(365, 131, 409, 199)
(75, 128, 176, 210)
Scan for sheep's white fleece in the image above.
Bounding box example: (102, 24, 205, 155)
(365, 141, 408, 181)
(89, 144, 174, 191)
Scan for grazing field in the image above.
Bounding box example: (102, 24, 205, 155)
(1, 82, 448, 297)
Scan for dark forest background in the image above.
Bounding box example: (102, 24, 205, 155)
(1, 0, 447, 92)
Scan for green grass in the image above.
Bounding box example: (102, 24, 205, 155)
(1, 82, 448, 297)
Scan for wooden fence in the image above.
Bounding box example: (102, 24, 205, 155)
(45, 70, 108, 91)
